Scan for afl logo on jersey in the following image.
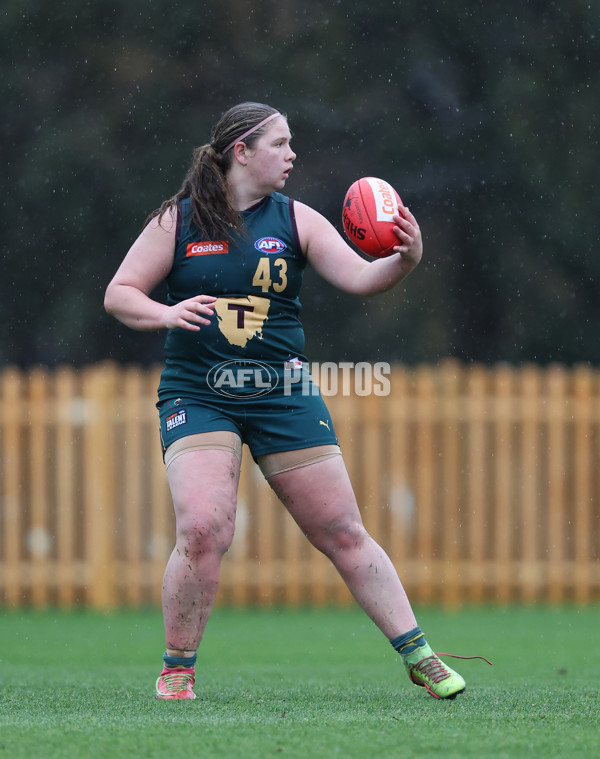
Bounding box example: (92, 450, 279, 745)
(254, 236, 287, 255)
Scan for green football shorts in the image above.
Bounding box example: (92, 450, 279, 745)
(158, 385, 338, 460)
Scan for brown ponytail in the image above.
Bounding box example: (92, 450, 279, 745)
(146, 102, 283, 239)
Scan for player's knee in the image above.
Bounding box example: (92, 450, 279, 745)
(176, 508, 236, 558)
(313, 515, 367, 555)
(179, 520, 234, 558)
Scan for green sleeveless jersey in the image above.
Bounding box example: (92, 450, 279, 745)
(157, 192, 308, 401)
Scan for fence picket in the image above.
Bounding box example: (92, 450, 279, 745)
(466, 365, 487, 602)
(493, 365, 513, 603)
(573, 366, 593, 604)
(547, 365, 567, 602)
(520, 365, 541, 602)
(440, 361, 461, 608)
(415, 366, 435, 603)
(55, 366, 77, 607)
(1, 368, 23, 605)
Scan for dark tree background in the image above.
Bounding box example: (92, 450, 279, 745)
(2, 0, 598, 368)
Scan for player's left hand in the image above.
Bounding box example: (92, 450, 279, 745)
(392, 207, 423, 266)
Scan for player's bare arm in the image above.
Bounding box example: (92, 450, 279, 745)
(104, 212, 216, 332)
(295, 201, 422, 296)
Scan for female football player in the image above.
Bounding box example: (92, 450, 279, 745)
(104, 102, 467, 700)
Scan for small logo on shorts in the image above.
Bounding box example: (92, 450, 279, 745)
(207, 360, 279, 398)
(166, 408, 187, 431)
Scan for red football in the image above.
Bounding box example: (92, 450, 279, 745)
(342, 177, 403, 257)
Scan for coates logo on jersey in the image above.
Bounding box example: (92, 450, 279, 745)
(254, 237, 287, 255)
(186, 241, 229, 257)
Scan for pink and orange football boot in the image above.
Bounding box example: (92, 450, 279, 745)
(155, 666, 196, 700)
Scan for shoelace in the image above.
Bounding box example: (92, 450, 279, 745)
(411, 655, 454, 684)
(436, 652, 494, 666)
(412, 653, 493, 683)
(160, 670, 194, 692)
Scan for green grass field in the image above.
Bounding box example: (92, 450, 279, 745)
(1, 605, 599, 758)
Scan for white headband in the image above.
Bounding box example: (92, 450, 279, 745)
(222, 112, 282, 154)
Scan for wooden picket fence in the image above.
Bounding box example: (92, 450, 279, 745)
(0, 361, 598, 609)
